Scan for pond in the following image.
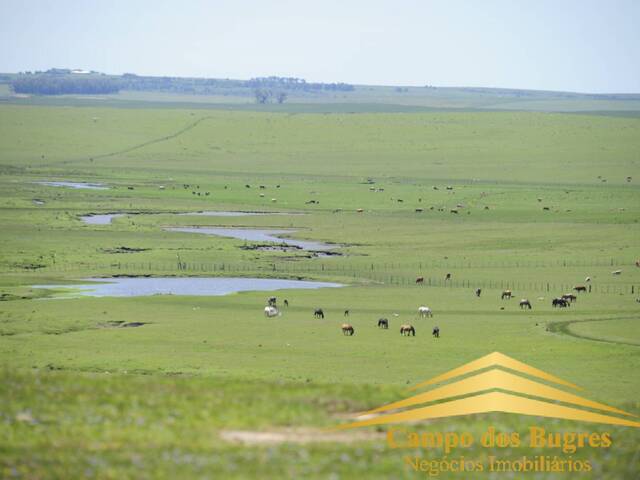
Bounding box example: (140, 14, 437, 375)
(36, 181, 109, 190)
(80, 211, 302, 225)
(33, 277, 344, 298)
(80, 214, 125, 225)
(164, 227, 338, 251)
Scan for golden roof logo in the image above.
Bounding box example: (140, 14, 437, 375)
(336, 352, 640, 429)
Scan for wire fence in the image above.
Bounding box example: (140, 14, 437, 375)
(11, 260, 639, 296)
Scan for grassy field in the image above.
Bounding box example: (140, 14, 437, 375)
(0, 101, 639, 478)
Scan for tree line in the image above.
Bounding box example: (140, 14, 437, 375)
(8, 72, 355, 98)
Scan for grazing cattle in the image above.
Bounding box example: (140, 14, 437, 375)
(264, 306, 279, 317)
(562, 294, 577, 303)
(573, 285, 587, 293)
(445, 273, 451, 280)
(314, 308, 324, 319)
(268, 296, 277, 306)
(377, 318, 389, 329)
(432, 326, 440, 338)
(341, 323, 355, 336)
(519, 299, 532, 310)
(416, 276, 424, 284)
(400, 324, 416, 336)
(344, 309, 350, 317)
(418, 306, 433, 318)
(501, 290, 512, 300)
(284, 299, 289, 307)
(475, 288, 482, 297)
(552, 298, 569, 308)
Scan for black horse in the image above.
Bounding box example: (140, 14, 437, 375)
(314, 308, 324, 318)
(432, 326, 440, 338)
(284, 299, 289, 307)
(475, 288, 482, 297)
(552, 298, 569, 308)
(268, 296, 277, 307)
(377, 318, 388, 329)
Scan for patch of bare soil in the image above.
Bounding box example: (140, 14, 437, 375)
(219, 428, 384, 445)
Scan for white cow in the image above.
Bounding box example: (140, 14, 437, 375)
(418, 306, 433, 318)
(264, 306, 279, 318)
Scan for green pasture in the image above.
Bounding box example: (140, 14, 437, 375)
(0, 103, 639, 478)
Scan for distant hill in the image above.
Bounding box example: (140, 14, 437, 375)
(1, 70, 639, 113)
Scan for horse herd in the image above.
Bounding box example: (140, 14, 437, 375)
(499, 285, 586, 310)
(263, 280, 591, 338)
(264, 297, 439, 338)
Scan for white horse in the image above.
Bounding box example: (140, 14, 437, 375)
(264, 306, 279, 318)
(418, 306, 433, 318)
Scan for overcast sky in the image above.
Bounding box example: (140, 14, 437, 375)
(1, 0, 639, 93)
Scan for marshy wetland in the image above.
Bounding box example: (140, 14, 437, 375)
(1, 104, 639, 478)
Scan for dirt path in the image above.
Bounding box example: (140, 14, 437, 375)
(547, 315, 640, 347)
(219, 428, 384, 445)
(43, 115, 213, 167)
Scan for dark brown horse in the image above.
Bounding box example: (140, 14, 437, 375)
(415, 277, 424, 284)
(519, 299, 532, 309)
(501, 290, 512, 300)
(377, 318, 388, 329)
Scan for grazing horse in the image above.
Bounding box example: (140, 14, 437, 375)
(501, 290, 512, 300)
(418, 306, 433, 318)
(519, 299, 532, 310)
(344, 309, 350, 317)
(400, 324, 416, 336)
(562, 294, 577, 303)
(432, 326, 440, 338)
(377, 318, 389, 329)
(445, 273, 452, 280)
(264, 306, 279, 317)
(341, 323, 355, 336)
(475, 288, 482, 297)
(283, 299, 289, 307)
(268, 296, 277, 306)
(552, 298, 569, 308)
(573, 285, 587, 293)
(415, 277, 424, 284)
(314, 308, 324, 319)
